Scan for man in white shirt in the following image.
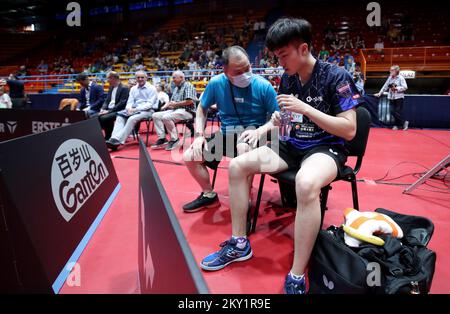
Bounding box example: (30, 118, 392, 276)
(0, 84, 12, 109)
(374, 38, 384, 54)
(106, 71, 158, 150)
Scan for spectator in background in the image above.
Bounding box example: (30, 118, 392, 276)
(318, 45, 330, 61)
(374, 37, 385, 54)
(76, 73, 106, 117)
(16, 65, 28, 77)
(375, 65, 409, 130)
(98, 71, 130, 140)
(37, 60, 48, 74)
(156, 83, 170, 110)
(354, 35, 365, 49)
(128, 78, 137, 88)
(106, 71, 159, 150)
(353, 64, 365, 95)
(151, 70, 197, 151)
(343, 52, 355, 72)
(0, 82, 12, 109)
(6, 74, 26, 109)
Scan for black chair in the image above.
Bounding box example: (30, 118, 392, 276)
(133, 117, 153, 146)
(247, 106, 372, 235)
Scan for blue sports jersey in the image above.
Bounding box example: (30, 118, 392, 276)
(278, 59, 364, 150)
(200, 73, 279, 133)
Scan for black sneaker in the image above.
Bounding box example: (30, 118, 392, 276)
(183, 192, 220, 213)
(151, 138, 168, 149)
(106, 138, 121, 151)
(165, 139, 180, 151)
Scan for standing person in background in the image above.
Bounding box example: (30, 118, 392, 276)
(375, 65, 408, 130)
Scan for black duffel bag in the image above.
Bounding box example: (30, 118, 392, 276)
(308, 208, 436, 294)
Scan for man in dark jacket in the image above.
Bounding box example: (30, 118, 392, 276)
(76, 73, 106, 117)
(98, 71, 129, 140)
(6, 74, 26, 109)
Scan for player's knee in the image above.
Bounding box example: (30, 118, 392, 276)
(229, 157, 250, 180)
(295, 174, 320, 204)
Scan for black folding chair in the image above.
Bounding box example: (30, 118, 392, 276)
(133, 117, 153, 146)
(247, 106, 372, 235)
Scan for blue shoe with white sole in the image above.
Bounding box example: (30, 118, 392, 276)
(201, 238, 253, 271)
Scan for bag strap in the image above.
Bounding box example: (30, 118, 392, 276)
(228, 81, 245, 127)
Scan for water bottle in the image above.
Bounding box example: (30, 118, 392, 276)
(279, 110, 292, 140)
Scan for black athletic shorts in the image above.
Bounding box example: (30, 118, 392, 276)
(203, 131, 268, 170)
(269, 140, 348, 176)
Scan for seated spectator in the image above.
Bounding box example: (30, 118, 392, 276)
(318, 45, 330, 61)
(151, 71, 198, 151)
(6, 74, 26, 109)
(16, 65, 28, 78)
(354, 35, 365, 49)
(374, 37, 385, 54)
(98, 71, 130, 140)
(76, 73, 106, 117)
(37, 60, 48, 74)
(353, 64, 365, 95)
(0, 83, 12, 109)
(156, 83, 170, 110)
(106, 71, 159, 150)
(343, 52, 355, 72)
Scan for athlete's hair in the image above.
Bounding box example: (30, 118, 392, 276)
(266, 18, 312, 51)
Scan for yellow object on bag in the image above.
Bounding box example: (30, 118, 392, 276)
(342, 208, 403, 247)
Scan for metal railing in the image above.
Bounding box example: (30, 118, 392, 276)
(1, 68, 285, 93)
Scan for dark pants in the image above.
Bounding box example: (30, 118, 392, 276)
(390, 98, 404, 127)
(11, 98, 26, 109)
(98, 112, 117, 140)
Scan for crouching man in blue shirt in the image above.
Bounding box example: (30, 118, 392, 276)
(200, 18, 364, 294)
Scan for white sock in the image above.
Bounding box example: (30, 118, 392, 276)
(289, 271, 305, 281)
(232, 235, 247, 249)
(203, 191, 217, 198)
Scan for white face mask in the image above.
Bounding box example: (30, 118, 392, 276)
(230, 71, 252, 88)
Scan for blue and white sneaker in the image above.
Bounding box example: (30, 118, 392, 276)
(201, 238, 253, 271)
(284, 273, 307, 294)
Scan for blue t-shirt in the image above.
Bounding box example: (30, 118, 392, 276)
(278, 59, 364, 150)
(200, 73, 279, 133)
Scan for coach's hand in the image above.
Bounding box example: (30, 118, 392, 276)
(192, 136, 206, 161)
(239, 129, 259, 148)
(276, 94, 309, 115)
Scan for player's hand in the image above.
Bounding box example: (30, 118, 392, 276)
(270, 111, 281, 126)
(239, 129, 259, 148)
(276, 94, 309, 115)
(374, 92, 381, 97)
